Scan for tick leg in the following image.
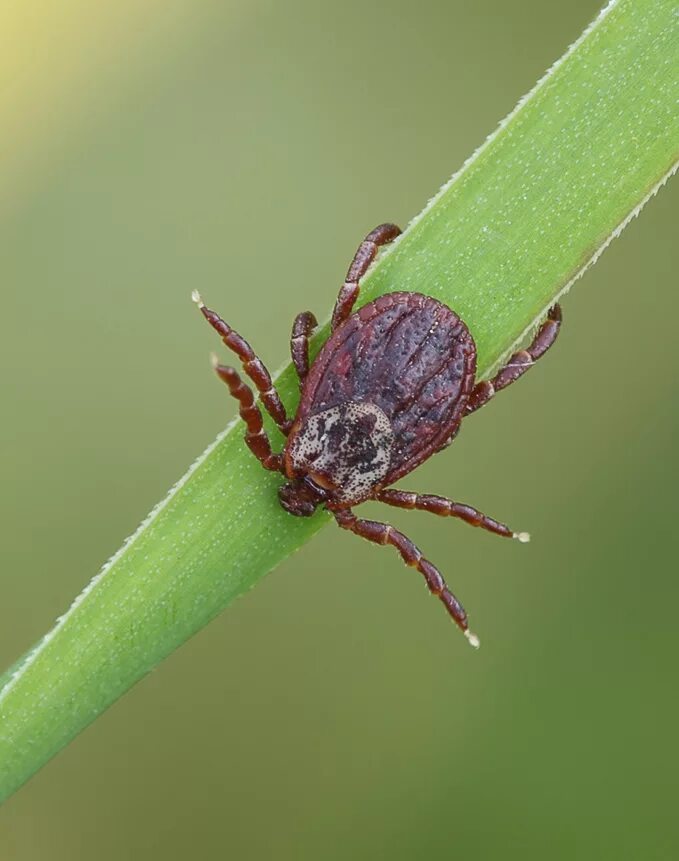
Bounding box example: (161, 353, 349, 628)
(331, 223, 402, 331)
(332, 507, 479, 647)
(290, 311, 317, 384)
(376, 489, 530, 543)
(211, 358, 282, 471)
(193, 291, 290, 434)
(465, 304, 562, 416)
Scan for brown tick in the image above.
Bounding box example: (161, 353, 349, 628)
(193, 223, 562, 647)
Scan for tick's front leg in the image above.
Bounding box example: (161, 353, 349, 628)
(193, 291, 291, 434)
(331, 507, 479, 647)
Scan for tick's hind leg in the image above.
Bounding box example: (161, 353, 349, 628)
(465, 304, 562, 416)
(211, 357, 282, 471)
(376, 489, 530, 543)
(290, 311, 317, 385)
(332, 507, 479, 647)
(331, 223, 402, 331)
(193, 291, 290, 433)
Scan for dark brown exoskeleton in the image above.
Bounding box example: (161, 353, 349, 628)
(193, 223, 562, 647)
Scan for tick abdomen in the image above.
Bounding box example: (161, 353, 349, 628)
(295, 292, 477, 486)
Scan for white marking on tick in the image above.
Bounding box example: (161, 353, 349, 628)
(290, 401, 393, 502)
(465, 630, 481, 649)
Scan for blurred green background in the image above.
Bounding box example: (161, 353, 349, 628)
(1, 0, 678, 857)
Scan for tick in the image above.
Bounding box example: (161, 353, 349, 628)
(193, 223, 562, 647)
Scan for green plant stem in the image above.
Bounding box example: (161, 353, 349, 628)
(1, 0, 677, 802)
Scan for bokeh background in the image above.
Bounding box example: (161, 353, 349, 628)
(1, 0, 678, 857)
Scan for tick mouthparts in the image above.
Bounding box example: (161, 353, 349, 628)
(514, 531, 531, 543)
(464, 629, 481, 649)
(191, 289, 205, 308)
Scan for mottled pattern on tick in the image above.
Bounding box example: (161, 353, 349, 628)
(292, 292, 476, 494)
(288, 402, 394, 502)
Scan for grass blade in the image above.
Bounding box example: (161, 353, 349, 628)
(1, 0, 677, 802)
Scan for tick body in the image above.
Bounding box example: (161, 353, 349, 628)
(194, 223, 562, 646)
